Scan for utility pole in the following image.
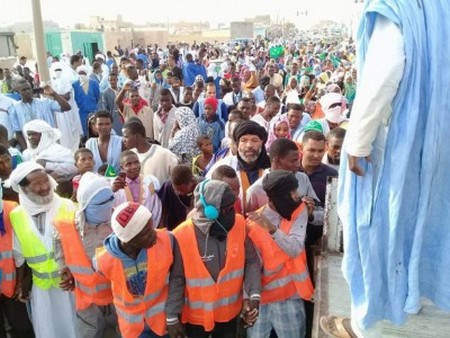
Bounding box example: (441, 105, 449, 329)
(31, 0, 50, 84)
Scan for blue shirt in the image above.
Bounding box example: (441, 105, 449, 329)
(199, 115, 225, 154)
(103, 234, 148, 296)
(8, 98, 62, 132)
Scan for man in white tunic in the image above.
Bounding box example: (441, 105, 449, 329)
(50, 62, 82, 152)
(7, 162, 77, 338)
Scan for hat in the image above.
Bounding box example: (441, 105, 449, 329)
(111, 202, 152, 243)
(204, 97, 218, 112)
(233, 120, 268, 144)
(303, 120, 324, 133)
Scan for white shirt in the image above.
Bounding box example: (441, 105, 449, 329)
(0, 94, 16, 139)
(345, 16, 406, 157)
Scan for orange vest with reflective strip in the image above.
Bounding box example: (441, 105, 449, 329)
(247, 204, 314, 304)
(54, 217, 113, 311)
(95, 229, 172, 338)
(173, 215, 246, 331)
(0, 201, 18, 298)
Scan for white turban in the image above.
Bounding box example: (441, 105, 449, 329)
(23, 120, 62, 159)
(111, 202, 153, 243)
(51, 62, 63, 71)
(6, 162, 45, 193)
(76, 65, 89, 74)
(7, 161, 59, 216)
(77, 172, 111, 212)
(320, 92, 347, 124)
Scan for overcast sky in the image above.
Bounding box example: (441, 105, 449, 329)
(1, 0, 359, 28)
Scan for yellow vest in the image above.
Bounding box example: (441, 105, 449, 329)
(10, 198, 75, 290)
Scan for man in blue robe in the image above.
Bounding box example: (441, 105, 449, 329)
(321, 1, 450, 336)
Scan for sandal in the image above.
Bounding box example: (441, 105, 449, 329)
(319, 316, 358, 338)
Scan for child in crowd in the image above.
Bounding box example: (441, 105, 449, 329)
(72, 148, 95, 199)
(198, 96, 225, 153)
(266, 114, 291, 152)
(192, 135, 214, 177)
(211, 164, 242, 214)
(177, 86, 194, 109)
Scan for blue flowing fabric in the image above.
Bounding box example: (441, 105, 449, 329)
(338, 0, 450, 329)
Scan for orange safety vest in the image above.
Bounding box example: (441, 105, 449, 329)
(173, 215, 246, 331)
(0, 201, 18, 298)
(54, 215, 113, 311)
(95, 229, 172, 338)
(247, 204, 314, 304)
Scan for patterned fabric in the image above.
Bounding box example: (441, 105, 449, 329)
(247, 299, 305, 338)
(168, 107, 200, 165)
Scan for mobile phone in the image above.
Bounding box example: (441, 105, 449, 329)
(118, 172, 126, 179)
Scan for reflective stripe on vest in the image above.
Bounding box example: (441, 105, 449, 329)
(31, 269, 60, 279)
(25, 251, 54, 264)
(0, 201, 18, 297)
(173, 216, 246, 331)
(75, 280, 111, 295)
(2, 272, 15, 281)
(0, 251, 13, 260)
(115, 283, 167, 307)
(10, 199, 75, 290)
(187, 292, 241, 311)
(186, 269, 244, 288)
(95, 229, 172, 337)
(115, 300, 166, 324)
(67, 265, 95, 275)
(263, 270, 310, 291)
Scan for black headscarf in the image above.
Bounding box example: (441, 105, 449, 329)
(233, 120, 271, 172)
(262, 170, 301, 220)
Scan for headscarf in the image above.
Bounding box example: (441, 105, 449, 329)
(7, 162, 58, 216)
(320, 92, 347, 124)
(233, 120, 268, 144)
(23, 120, 62, 159)
(232, 120, 270, 172)
(262, 169, 301, 220)
(192, 180, 236, 239)
(77, 172, 114, 225)
(168, 107, 200, 165)
(266, 114, 291, 151)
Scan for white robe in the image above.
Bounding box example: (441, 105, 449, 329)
(12, 198, 78, 338)
(51, 74, 83, 152)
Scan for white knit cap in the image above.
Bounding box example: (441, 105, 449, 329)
(111, 202, 152, 243)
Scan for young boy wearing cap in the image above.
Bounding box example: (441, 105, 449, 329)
(95, 202, 173, 338)
(199, 96, 225, 154)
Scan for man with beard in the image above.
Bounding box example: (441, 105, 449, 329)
(207, 120, 271, 213)
(8, 162, 77, 338)
(246, 170, 314, 338)
(22, 120, 78, 179)
(0, 181, 34, 338)
(95, 202, 173, 338)
(167, 180, 261, 338)
(54, 172, 120, 338)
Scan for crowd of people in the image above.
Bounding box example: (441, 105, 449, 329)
(0, 36, 355, 338)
